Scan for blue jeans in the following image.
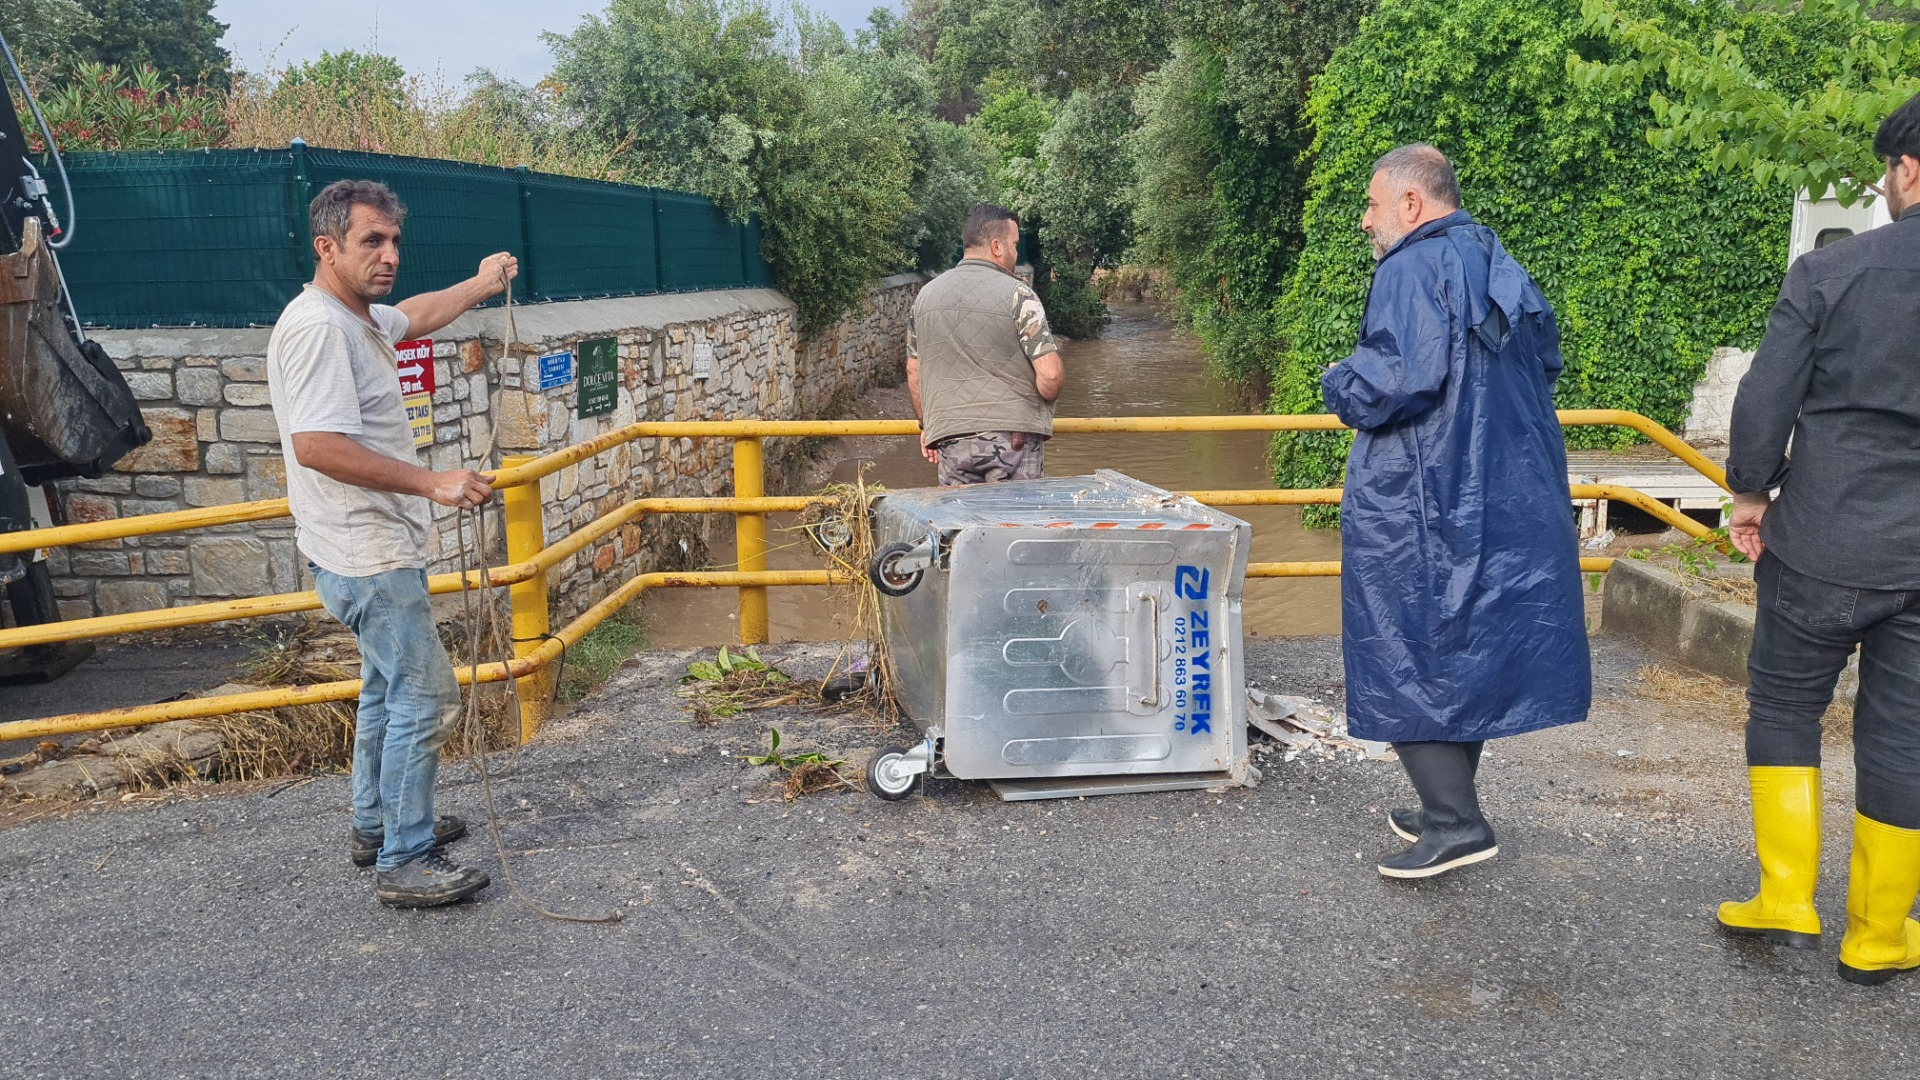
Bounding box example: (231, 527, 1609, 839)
(1747, 553, 1920, 828)
(311, 565, 461, 871)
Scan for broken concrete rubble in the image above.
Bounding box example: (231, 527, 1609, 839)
(1246, 688, 1395, 761)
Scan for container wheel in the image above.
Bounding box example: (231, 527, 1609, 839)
(865, 745, 921, 800)
(821, 669, 873, 703)
(804, 515, 853, 555)
(869, 541, 924, 597)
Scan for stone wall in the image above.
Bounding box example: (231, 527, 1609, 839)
(1681, 346, 1755, 447)
(37, 273, 925, 624)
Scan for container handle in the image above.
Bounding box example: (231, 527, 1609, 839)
(1128, 588, 1159, 707)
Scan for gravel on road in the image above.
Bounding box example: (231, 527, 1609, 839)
(0, 633, 1910, 1079)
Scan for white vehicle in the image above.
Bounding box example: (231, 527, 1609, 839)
(1791, 186, 1893, 263)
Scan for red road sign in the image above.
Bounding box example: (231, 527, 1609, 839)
(395, 338, 436, 396)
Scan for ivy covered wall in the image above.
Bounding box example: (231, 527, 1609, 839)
(1268, 0, 1857, 496)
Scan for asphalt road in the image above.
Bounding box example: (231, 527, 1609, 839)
(2, 633, 1913, 1079)
(0, 632, 254, 760)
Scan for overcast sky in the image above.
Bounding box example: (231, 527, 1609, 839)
(214, 0, 896, 86)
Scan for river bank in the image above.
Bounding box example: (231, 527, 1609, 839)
(638, 303, 1345, 647)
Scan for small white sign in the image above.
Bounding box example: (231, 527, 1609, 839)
(692, 342, 714, 381)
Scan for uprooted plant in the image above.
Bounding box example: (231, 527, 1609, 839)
(744, 727, 854, 801)
(677, 646, 809, 726)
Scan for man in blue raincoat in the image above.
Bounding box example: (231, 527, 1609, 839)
(1322, 144, 1591, 880)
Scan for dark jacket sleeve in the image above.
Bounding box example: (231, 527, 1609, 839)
(1322, 261, 1452, 431)
(1728, 257, 1821, 494)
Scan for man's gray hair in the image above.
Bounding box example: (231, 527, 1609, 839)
(309, 179, 406, 242)
(1372, 144, 1460, 209)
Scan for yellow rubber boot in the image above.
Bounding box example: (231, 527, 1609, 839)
(1717, 766, 1822, 949)
(1837, 812, 1920, 986)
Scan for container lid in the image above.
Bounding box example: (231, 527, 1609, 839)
(875, 469, 1249, 531)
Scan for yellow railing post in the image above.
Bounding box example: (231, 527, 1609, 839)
(0, 411, 1733, 740)
(501, 456, 552, 741)
(733, 436, 769, 644)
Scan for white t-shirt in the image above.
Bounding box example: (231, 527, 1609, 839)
(266, 285, 432, 577)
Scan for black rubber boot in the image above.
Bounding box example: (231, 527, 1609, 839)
(1378, 741, 1497, 879)
(1387, 742, 1483, 842)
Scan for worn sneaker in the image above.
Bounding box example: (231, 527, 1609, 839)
(349, 815, 468, 868)
(374, 851, 491, 909)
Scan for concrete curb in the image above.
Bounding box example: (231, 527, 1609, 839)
(1601, 557, 1857, 701)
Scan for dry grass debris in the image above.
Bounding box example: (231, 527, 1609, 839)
(783, 760, 857, 801)
(1696, 575, 1757, 606)
(1634, 663, 1747, 718)
(1634, 663, 1853, 740)
(200, 615, 518, 785)
(795, 474, 900, 731)
(199, 626, 360, 781)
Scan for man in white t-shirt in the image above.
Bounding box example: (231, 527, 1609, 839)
(267, 179, 514, 908)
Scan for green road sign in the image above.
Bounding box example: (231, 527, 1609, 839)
(578, 336, 619, 418)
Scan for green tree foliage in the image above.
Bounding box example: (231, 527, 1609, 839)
(69, 0, 228, 87)
(1130, 1, 1374, 384)
(758, 60, 917, 331)
(913, 0, 1023, 113)
(445, 72, 590, 173)
(277, 51, 408, 114)
(1005, 86, 1136, 337)
(1266, 0, 1856, 503)
(549, 0, 981, 332)
(0, 0, 94, 73)
(911, 0, 1176, 338)
(839, 11, 989, 272)
(547, 0, 788, 207)
(896, 105, 990, 271)
(1575, 0, 1920, 203)
(966, 79, 1053, 199)
(1016, 0, 1171, 91)
(912, 0, 1171, 110)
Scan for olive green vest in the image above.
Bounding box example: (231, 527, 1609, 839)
(912, 259, 1054, 446)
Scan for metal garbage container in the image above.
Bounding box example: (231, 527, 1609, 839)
(863, 470, 1252, 801)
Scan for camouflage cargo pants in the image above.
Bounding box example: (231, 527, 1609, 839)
(934, 431, 1046, 486)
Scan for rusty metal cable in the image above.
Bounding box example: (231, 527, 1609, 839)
(448, 271, 621, 925)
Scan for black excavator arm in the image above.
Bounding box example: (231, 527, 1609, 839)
(0, 34, 151, 679)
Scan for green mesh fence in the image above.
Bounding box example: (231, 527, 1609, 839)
(49, 144, 776, 328)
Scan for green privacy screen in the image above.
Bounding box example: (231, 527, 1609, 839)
(51, 144, 776, 328)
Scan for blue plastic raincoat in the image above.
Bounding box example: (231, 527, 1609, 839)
(1321, 210, 1591, 743)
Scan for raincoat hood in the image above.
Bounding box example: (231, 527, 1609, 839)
(1387, 210, 1545, 353)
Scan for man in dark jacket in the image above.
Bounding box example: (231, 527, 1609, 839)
(1322, 144, 1591, 880)
(1718, 93, 1920, 987)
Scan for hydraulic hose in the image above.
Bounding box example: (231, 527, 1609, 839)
(0, 30, 77, 250)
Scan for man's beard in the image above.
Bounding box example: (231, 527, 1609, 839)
(353, 273, 396, 302)
(1370, 218, 1413, 261)
(1369, 226, 1400, 262)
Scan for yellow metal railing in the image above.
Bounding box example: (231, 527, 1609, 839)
(0, 410, 1729, 743)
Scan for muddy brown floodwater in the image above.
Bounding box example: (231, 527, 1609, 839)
(639, 302, 1343, 646)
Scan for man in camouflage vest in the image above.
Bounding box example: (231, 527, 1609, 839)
(907, 204, 1064, 485)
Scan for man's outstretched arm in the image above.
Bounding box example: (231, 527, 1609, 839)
(396, 252, 519, 338)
